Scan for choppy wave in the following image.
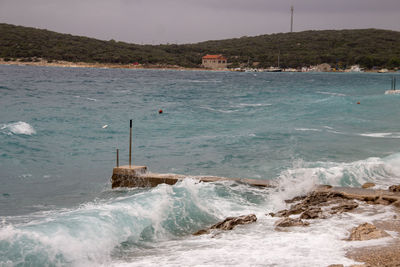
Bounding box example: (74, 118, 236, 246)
(275, 153, 400, 201)
(0, 180, 266, 266)
(0, 121, 36, 135)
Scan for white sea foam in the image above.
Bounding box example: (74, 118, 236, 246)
(359, 132, 400, 138)
(199, 106, 239, 113)
(295, 127, 322, 132)
(0, 121, 36, 135)
(110, 201, 397, 267)
(275, 153, 400, 194)
(316, 91, 346, 96)
(237, 103, 272, 107)
(323, 126, 334, 130)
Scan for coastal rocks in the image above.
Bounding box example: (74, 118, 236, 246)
(361, 182, 375, 189)
(275, 217, 310, 228)
(389, 185, 400, 192)
(330, 201, 359, 214)
(270, 191, 355, 220)
(193, 214, 257, 235)
(348, 223, 389, 241)
(269, 191, 362, 228)
(300, 207, 322, 219)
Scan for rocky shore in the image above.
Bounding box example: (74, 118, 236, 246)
(193, 183, 400, 266)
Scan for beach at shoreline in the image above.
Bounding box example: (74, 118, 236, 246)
(346, 215, 400, 266)
(1, 58, 397, 73)
(0, 58, 217, 71)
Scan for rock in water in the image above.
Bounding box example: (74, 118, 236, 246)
(300, 207, 322, 219)
(330, 200, 359, 214)
(275, 217, 310, 228)
(389, 185, 400, 192)
(348, 223, 389, 241)
(193, 214, 257, 235)
(361, 182, 375, 189)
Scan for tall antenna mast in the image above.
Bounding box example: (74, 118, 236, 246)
(290, 5, 294, 33)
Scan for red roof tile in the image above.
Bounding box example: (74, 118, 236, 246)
(202, 54, 227, 60)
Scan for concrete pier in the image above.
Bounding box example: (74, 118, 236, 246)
(111, 165, 274, 188)
(111, 166, 400, 207)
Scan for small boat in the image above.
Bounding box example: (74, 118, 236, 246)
(378, 68, 389, 73)
(265, 67, 282, 72)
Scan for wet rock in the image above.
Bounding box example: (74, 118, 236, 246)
(271, 191, 360, 225)
(192, 229, 209, 236)
(348, 223, 390, 241)
(374, 197, 391, 205)
(275, 217, 310, 228)
(361, 182, 375, 189)
(269, 209, 289, 217)
(284, 195, 307, 204)
(300, 207, 322, 219)
(302, 191, 346, 207)
(287, 203, 307, 216)
(330, 201, 359, 214)
(318, 184, 333, 190)
(362, 196, 379, 203)
(193, 214, 257, 235)
(389, 185, 400, 192)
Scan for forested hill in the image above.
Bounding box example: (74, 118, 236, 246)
(1, 23, 399, 69)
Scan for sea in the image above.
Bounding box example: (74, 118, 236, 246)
(1, 65, 400, 266)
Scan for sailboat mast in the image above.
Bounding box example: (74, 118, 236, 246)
(278, 50, 280, 68)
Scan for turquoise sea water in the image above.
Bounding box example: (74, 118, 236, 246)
(1, 65, 400, 266)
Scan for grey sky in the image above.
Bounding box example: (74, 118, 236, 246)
(0, 0, 399, 44)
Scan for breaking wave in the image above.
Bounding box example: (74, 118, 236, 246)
(0, 121, 36, 135)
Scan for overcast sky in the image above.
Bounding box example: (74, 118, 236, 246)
(0, 0, 399, 44)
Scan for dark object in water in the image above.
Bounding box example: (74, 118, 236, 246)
(193, 214, 257, 235)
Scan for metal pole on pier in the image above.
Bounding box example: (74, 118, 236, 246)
(116, 149, 119, 167)
(129, 119, 132, 167)
(392, 76, 394, 90)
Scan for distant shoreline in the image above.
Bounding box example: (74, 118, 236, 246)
(0, 59, 397, 73)
(0, 59, 218, 72)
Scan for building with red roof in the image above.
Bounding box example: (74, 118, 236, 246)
(202, 54, 228, 69)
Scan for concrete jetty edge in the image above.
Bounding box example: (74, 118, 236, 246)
(111, 166, 400, 204)
(111, 165, 274, 188)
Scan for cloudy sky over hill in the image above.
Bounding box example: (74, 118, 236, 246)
(0, 0, 399, 44)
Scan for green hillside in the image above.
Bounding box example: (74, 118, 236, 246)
(0, 23, 399, 69)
